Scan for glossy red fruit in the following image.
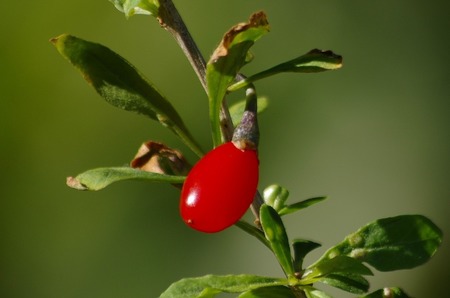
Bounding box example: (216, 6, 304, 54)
(180, 142, 259, 233)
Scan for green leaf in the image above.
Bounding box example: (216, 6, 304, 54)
(303, 286, 333, 298)
(278, 196, 327, 216)
(159, 274, 288, 298)
(303, 256, 372, 284)
(292, 239, 321, 271)
(239, 286, 297, 298)
(320, 272, 369, 294)
(360, 287, 411, 298)
(227, 49, 343, 92)
(260, 204, 295, 278)
(312, 215, 443, 272)
(235, 221, 271, 250)
(66, 167, 185, 191)
(229, 96, 268, 127)
(109, 0, 159, 17)
(51, 34, 203, 157)
(206, 11, 269, 146)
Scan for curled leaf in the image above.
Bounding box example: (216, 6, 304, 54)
(206, 11, 270, 146)
(131, 141, 190, 176)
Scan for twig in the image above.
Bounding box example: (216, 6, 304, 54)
(157, 0, 234, 141)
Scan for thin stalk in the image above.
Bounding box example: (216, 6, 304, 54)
(157, 0, 234, 142)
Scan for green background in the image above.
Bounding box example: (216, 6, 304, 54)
(1, 1, 448, 297)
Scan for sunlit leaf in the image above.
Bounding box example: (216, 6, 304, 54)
(312, 215, 443, 271)
(66, 167, 185, 191)
(206, 11, 269, 146)
(260, 205, 295, 278)
(51, 34, 203, 157)
(228, 49, 342, 92)
(159, 274, 288, 298)
(109, 0, 159, 17)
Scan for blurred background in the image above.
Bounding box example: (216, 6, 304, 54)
(1, 0, 449, 297)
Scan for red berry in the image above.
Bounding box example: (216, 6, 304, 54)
(180, 142, 259, 233)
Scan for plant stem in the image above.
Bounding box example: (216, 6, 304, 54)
(157, 0, 234, 142)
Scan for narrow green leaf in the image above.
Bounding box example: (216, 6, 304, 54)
(260, 205, 295, 278)
(206, 11, 269, 146)
(66, 167, 185, 191)
(235, 221, 271, 250)
(229, 96, 268, 127)
(228, 49, 343, 92)
(303, 256, 372, 284)
(292, 239, 321, 271)
(109, 0, 159, 17)
(159, 274, 288, 298)
(320, 272, 369, 294)
(312, 215, 443, 271)
(239, 286, 297, 298)
(51, 34, 203, 157)
(360, 287, 411, 298)
(278, 196, 327, 216)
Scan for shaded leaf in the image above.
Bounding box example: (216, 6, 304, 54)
(66, 167, 185, 191)
(228, 49, 343, 92)
(109, 0, 159, 17)
(312, 215, 443, 271)
(320, 272, 369, 294)
(260, 205, 295, 278)
(51, 34, 203, 157)
(229, 96, 268, 127)
(159, 274, 288, 298)
(239, 285, 296, 298)
(206, 11, 269, 146)
(292, 239, 321, 271)
(360, 287, 411, 298)
(278, 196, 327, 216)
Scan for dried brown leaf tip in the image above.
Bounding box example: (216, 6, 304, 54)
(131, 141, 191, 176)
(211, 11, 270, 61)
